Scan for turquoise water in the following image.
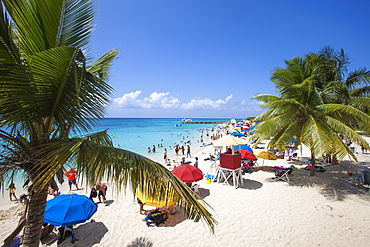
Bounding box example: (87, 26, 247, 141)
(92, 118, 230, 162)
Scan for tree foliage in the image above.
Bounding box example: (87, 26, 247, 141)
(252, 48, 370, 176)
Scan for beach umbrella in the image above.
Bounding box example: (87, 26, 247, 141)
(231, 132, 244, 137)
(240, 150, 257, 160)
(213, 135, 249, 147)
(172, 164, 203, 182)
(235, 144, 253, 153)
(135, 188, 178, 207)
(213, 135, 249, 155)
(254, 150, 277, 166)
(43, 194, 97, 226)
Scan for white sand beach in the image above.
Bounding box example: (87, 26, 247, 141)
(1, 134, 370, 247)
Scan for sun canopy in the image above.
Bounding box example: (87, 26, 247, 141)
(255, 150, 277, 160)
(172, 164, 203, 182)
(43, 194, 97, 226)
(212, 135, 248, 147)
(136, 187, 179, 208)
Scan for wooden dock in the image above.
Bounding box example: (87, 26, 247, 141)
(180, 121, 226, 124)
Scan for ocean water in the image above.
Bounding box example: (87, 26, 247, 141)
(91, 118, 231, 162)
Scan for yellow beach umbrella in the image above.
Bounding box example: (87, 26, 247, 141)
(254, 150, 277, 166)
(135, 187, 178, 207)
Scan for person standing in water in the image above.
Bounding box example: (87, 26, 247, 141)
(164, 148, 168, 162)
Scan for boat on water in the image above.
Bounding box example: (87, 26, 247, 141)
(181, 118, 192, 122)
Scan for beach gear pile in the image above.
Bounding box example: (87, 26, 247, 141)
(143, 209, 168, 227)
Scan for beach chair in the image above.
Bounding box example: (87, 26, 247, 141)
(275, 166, 294, 182)
(191, 184, 200, 195)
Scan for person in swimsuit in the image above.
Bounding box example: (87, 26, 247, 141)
(7, 183, 18, 201)
(95, 182, 107, 203)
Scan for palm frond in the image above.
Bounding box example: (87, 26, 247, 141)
(319, 104, 370, 132)
(345, 68, 370, 89)
(58, 0, 95, 49)
(87, 48, 120, 80)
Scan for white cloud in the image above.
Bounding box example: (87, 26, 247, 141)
(113, 90, 142, 108)
(181, 95, 233, 110)
(112, 91, 233, 110)
(113, 91, 180, 109)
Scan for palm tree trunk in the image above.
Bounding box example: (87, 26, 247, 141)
(310, 151, 316, 176)
(22, 185, 48, 247)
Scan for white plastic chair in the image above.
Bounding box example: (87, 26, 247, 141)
(191, 184, 200, 194)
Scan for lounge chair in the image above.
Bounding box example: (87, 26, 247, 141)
(274, 166, 295, 182)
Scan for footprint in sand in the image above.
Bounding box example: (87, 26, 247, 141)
(315, 204, 333, 211)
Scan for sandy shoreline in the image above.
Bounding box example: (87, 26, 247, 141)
(1, 132, 370, 246)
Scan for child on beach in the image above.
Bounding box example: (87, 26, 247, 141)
(7, 183, 18, 201)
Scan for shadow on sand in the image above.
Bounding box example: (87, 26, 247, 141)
(198, 187, 210, 199)
(259, 159, 370, 202)
(57, 221, 108, 247)
(239, 178, 263, 190)
(162, 207, 187, 227)
(127, 237, 154, 247)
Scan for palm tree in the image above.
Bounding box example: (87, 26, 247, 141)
(0, 1, 216, 246)
(252, 56, 370, 176)
(306, 46, 370, 110)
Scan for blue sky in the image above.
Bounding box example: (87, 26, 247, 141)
(90, 0, 370, 119)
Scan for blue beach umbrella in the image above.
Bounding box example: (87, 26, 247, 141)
(43, 194, 97, 226)
(240, 145, 253, 153)
(231, 132, 244, 137)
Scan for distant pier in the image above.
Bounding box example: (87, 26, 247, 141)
(180, 121, 227, 124)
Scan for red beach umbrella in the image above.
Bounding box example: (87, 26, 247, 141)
(172, 164, 203, 182)
(240, 150, 257, 160)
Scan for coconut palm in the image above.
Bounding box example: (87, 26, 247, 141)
(0, 1, 216, 246)
(252, 56, 370, 176)
(313, 46, 370, 110)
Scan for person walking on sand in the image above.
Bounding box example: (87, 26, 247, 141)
(7, 183, 18, 201)
(187, 145, 191, 158)
(65, 168, 79, 191)
(194, 157, 199, 168)
(181, 145, 185, 155)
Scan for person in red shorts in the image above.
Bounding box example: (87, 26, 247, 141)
(65, 168, 79, 191)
